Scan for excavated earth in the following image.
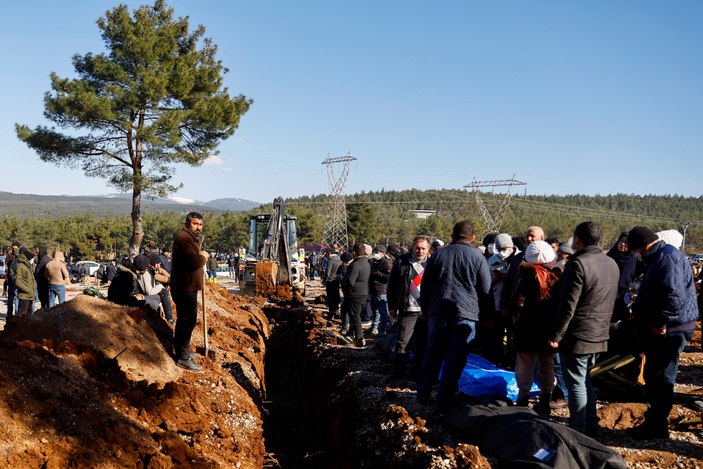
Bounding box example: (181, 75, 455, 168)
(0, 279, 701, 468)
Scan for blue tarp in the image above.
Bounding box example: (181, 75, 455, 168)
(458, 354, 540, 402)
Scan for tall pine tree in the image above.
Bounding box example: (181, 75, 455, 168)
(16, 1, 251, 255)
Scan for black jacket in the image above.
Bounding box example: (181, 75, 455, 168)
(387, 252, 425, 313)
(369, 255, 393, 294)
(342, 256, 370, 299)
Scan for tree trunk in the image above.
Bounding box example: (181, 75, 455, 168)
(129, 182, 143, 258)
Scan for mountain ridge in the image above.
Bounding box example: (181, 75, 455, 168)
(0, 191, 261, 216)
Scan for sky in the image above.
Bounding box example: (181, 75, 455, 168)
(1, 1, 702, 204)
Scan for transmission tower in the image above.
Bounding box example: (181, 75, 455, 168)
(321, 151, 356, 249)
(465, 175, 526, 236)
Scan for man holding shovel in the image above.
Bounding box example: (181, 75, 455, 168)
(171, 212, 209, 372)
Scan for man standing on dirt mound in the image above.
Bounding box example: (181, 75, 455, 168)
(171, 212, 210, 372)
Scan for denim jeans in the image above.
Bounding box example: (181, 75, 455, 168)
(642, 330, 693, 431)
(371, 293, 388, 333)
(559, 351, 599, 434)
(49, 284, 66, 307)
(417, 316, 476, 405)
(161, 288, 174, 321)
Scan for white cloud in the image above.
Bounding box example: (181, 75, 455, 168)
(203, 155, 227, 167)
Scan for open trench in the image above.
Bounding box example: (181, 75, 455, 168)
(256, 296, 490, 469)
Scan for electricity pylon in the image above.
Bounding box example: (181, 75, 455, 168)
(321, 151, 356, 249)
(465, 176, 526, 237)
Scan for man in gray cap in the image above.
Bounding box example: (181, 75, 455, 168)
(625, 226, 699, 440)
(482, 233, 518, 366)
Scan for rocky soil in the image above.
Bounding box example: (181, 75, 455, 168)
(0, 278, 700, 468)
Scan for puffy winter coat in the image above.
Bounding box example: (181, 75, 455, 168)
(632, 240, 699, 331)
(16, 254, 36, 301)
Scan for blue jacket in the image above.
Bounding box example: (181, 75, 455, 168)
(420, 241, 492, 321)
(632, 241, 699, 331)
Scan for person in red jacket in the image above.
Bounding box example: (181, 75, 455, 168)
(171, 212, 209, 372)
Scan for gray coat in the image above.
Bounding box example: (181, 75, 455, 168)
(550, 245, 619, 354)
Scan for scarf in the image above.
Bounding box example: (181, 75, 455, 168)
(407, 255, 426, 310)
(534, 264, 557, 301)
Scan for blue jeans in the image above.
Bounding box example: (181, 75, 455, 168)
(560, 352, 598, 434)
(642, 330, 693, 431)
(371, 293, 388, 333)
(417, 316, 476, 405)
(49, 284, 66, 307)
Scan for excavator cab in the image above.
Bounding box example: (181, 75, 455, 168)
(240, 197, 305, 297)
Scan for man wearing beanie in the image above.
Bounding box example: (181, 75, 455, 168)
(483, 232, 519, 367)
(626, 226, 699, 440)
(15, 248, 36, 316)
(549, 221, 619, 437)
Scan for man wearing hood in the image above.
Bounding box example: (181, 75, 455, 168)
(15, 248, 36, 316)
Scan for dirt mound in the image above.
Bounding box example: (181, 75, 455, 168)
(0, 285, 270, 468)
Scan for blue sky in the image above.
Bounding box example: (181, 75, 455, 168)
(2, 1, 702, 204)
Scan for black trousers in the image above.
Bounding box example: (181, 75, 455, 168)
(347, 296, 366, 340)
(172, 290, 198, 361)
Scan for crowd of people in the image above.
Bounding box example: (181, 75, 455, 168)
(3, 215, 700, 441)
(316, 220, 700, 441)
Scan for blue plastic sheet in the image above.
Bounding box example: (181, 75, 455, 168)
(458, 354, 540, 402)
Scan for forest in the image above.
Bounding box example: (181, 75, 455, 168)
(1, 190, 701, 260)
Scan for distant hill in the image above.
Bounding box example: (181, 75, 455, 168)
(203, 198, 262, 212)
(0, 191, 260, 216)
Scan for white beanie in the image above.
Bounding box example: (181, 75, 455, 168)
(525, 240, 556, 264)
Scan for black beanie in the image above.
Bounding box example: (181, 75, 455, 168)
(628, 226, 658, 250)
(133, 254, 150, 271)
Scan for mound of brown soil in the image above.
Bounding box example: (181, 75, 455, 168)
(0, 286, 269, 468)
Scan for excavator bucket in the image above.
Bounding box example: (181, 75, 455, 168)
(255, 261, 278, 297)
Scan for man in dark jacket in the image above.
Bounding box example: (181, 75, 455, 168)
(342, 243, 371, 347)
(387, 235, 431, 378)
(6, 241, 21, 317)
(171, 212, 209, 372)
(625, 226, 699, 440)
(34, 247, 51, 309)
(323, 248, 342, 320)
(15, 248, 36, 316)
(368, 244, 393, 335)
(549, 221, 619, 437)
(417, 222, 492, 408)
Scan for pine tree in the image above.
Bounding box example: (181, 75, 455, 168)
(16, 0, 251, 255)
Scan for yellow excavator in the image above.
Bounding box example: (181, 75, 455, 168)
(240, 197, 305, 297)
